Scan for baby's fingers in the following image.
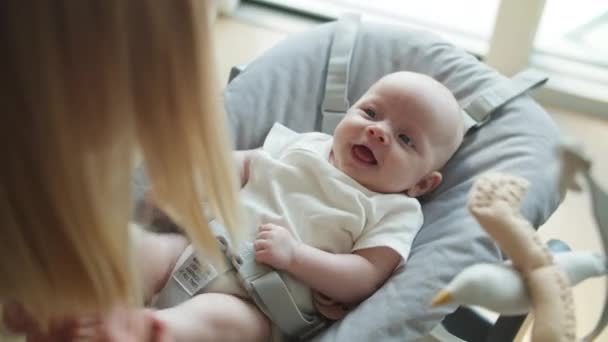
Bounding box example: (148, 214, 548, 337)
(254, 249, 272, 264)
(257, 223, 275, 232)
(255, 230, 272, 240)
(254, 239, 270, 251)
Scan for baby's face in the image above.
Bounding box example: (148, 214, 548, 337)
(331, 72, 462, 194)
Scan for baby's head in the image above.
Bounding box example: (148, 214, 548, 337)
(331, 71, 463, 196)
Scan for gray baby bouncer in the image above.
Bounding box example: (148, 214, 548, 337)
(135, 14, 608, 342)
(222, 14, 560, 341)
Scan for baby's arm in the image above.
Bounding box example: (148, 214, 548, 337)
(254, 224, 400, 305)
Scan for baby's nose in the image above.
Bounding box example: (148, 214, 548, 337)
(366, 125, 389, 144)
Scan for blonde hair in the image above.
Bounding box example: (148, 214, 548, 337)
(0, 0, 241, 323)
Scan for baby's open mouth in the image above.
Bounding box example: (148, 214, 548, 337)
(352, 145, 377, 165)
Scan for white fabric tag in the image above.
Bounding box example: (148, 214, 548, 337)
(172, 250, 218, 296)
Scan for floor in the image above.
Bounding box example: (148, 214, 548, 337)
(213, 15, 608, 341)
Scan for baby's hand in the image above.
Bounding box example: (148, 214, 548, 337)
(67, 308, 173, 342)
(254, 223, 299, 271)
(8, 307, 173, 342)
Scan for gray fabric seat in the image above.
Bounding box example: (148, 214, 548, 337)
(224, 20, 562, 341)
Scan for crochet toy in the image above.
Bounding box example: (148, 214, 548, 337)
(432, 141, 608, 341)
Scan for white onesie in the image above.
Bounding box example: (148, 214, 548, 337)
(154, 123, 423, 317)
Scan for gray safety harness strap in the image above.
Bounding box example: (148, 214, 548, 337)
(321, 14, 360, 134)
(229, 239, 327, 339)
(156, 218, 327, 339)
(250, 272, 327, 339)
(461, 69, 548, 133)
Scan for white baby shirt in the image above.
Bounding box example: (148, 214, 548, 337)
(240, 123, 423, 261)
(154, 123, 423, 317)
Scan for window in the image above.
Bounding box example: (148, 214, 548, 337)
(533, 1, 608, 86)
(246, 0, 608, 116)
(253, 0, 500, 55)
(536, 1, 607, 69)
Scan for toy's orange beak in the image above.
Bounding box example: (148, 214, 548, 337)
(431, 289, 453, 307)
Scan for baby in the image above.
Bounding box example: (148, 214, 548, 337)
(137, 71, 465, 341)
(7, 71, 463, 341)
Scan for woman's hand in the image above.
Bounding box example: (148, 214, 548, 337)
(2, 302, 85, 342)
(253, 223, 300, 271)
(2, 301, 37, 335)
(85, 308, 173, 342)
(2, 302, 173, 342)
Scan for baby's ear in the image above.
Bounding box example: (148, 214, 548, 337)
(406, 171, 443, 197)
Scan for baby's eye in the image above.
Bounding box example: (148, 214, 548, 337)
(399, 134, 415, 147)
(363, 108, 377, 118)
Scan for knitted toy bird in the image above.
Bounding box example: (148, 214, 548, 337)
(432, 140, 608, 341)
(432, 250, 606, 316)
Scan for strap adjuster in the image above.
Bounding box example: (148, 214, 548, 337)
(461, 69, 548, 133)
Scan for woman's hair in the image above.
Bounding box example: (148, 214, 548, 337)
(0, 0, 241, 323)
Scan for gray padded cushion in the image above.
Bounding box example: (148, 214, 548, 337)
(224, 21, 562, 341)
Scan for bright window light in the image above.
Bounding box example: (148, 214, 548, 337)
(252, 0, 500, 55)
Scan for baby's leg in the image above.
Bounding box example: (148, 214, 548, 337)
(130, 224, 189, 301)
(155, 293, 270, 342)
